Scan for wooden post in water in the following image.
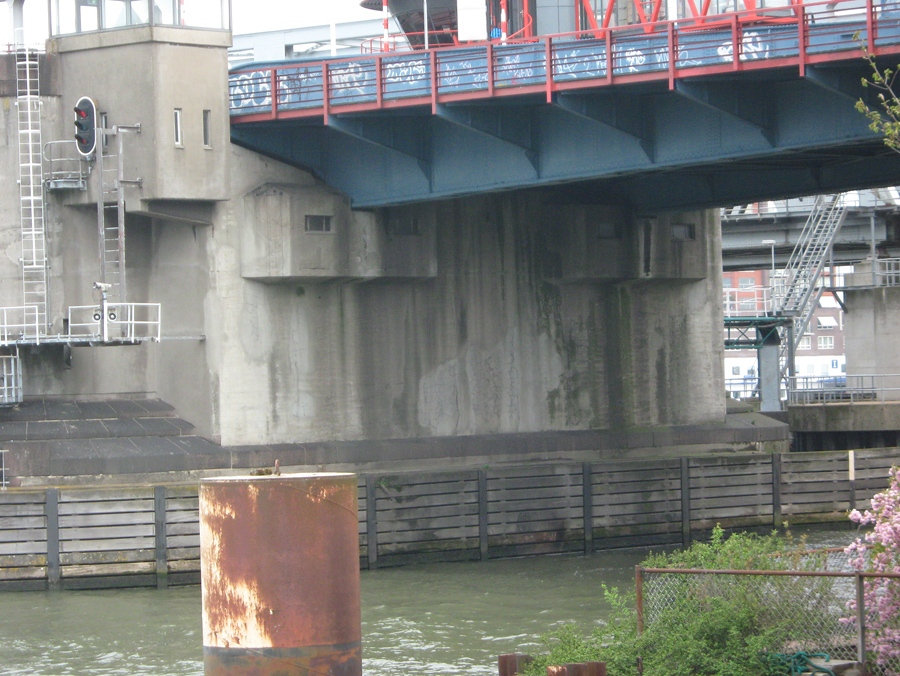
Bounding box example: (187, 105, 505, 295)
(200, 472, 361, 676)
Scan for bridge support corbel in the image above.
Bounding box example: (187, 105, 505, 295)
(673, 80, 775, 146)
(803, 65, 865, 103)
(552, 93, 654, 161)
(434, 103, 540, 174)
(326, 115, 432, 182)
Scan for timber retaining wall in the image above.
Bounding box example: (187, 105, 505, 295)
(0, 449, 895, 591)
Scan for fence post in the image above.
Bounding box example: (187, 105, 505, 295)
(365, 474, 378, 570)
(680, 456, 691, 548)
(46, 487, 60, 590)
(772, 452, 782, 528)
(856, 572, 867, 665)
(635, 565, 644, 635)
(154, 485, 168, 589)
(582, 462, 593, 555)
(478, 469, 489, 560)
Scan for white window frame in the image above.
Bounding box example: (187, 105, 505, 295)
(798, 335, 811, 350)
(304, 215, 333, 233)
(174, 108, 183, 147)
(100, 112, 109, 152)
(817, 335, 835, 350)
(202, 109, 212, 148)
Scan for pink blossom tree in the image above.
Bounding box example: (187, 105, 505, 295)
(844, 466, 900, 674)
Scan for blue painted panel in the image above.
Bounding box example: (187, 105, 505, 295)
(437, 48, 491, 92)
(494, 43, 548, 87)
(551, 39, 608, 81)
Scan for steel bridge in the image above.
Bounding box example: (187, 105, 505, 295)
(230, 0, 900, 209)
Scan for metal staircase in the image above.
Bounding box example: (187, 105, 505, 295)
(16, 47, 47, 331)
(774, 193, 847, 368)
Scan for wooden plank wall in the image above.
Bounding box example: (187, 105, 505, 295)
(0, 490, 47, 591)
(592, 458, 683, 550)
(0, 449, 895, 588)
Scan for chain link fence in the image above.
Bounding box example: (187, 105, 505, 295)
(636, 550, 900, 675)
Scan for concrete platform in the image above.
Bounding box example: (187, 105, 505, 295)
(0, 397, 791, 486)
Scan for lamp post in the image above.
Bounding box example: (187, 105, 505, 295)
(762, 239, 776, 313)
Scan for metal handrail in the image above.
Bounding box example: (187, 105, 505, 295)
(43, 140, 89, 186)
(723, 189, 900, 219)
(788, 374, 900, 404)
(230, 0, 895, 121)
(67, 303, 162, 343)
(723, 285, 775, 317)
(0, 306, 41, 346)
(0, 352, 21, 407)
(875, 257, 900, 286)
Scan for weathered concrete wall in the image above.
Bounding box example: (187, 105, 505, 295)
(789, 401, 900, 432)
(49, 27, 231, 210)
(843, 286, 900, 376)
(212, 153, 725, 445)
(1, 36, 726, 451)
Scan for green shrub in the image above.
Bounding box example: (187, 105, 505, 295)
(523, 527, 833, 676)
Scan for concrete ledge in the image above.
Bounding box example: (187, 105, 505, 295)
(789, 401, 900, 432)
(5, 413, 790, 485)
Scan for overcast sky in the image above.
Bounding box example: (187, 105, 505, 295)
(233, 0, 381, 35)
(2, 0, 384, 44)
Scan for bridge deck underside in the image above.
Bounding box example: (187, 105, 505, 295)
(231, 7, 900, 208)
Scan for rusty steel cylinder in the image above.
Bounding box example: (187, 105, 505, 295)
(200, 472, 361, 676)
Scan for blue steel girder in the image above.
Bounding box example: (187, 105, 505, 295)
(232, 69, 900, 209)
(434, 103, 540, 171)
(230, 10, 900, 209)
(550, 92, 654, 160)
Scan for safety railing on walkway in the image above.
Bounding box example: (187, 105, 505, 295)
(636, 553, 900, 676)
(229, 0, 900, 122)
(43, 140, 88, 191)
(67, 303, 161, 343)
(724, 286, 776, 317)
(0, 306, 41, 346)
(726, 376, 789, 402)
(875, 257, 900, 286)
(724, 189, 900, 220)
(788, 374, 900, 404)
(0, 353, 21, 407)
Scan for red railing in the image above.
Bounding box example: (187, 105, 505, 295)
(231, 0, 900, 123)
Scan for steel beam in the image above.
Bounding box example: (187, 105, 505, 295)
(673, 80, 774, 145)
(326, 115, 432, 180)
(552, 93, 654, 160)
(434, 103, 540, 173)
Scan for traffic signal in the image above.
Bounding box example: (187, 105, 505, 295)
(73, 96, 97, 156)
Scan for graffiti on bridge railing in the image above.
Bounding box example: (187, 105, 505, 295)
(229, 8, 898, 116)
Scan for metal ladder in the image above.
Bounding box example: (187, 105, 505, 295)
(16, 47, 47, 332)
(774, 193, 847, 368)
(95, 126, 142, 305)
(99, 147, 126, 304)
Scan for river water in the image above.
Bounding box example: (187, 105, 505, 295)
(0, 527, 858, 676)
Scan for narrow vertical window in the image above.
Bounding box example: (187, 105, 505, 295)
(174, 108, 183, 147)
(100, 112, 109, 152)
(202, 109, 211, 148)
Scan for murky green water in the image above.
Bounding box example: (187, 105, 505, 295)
(0, 527, 858, 676)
